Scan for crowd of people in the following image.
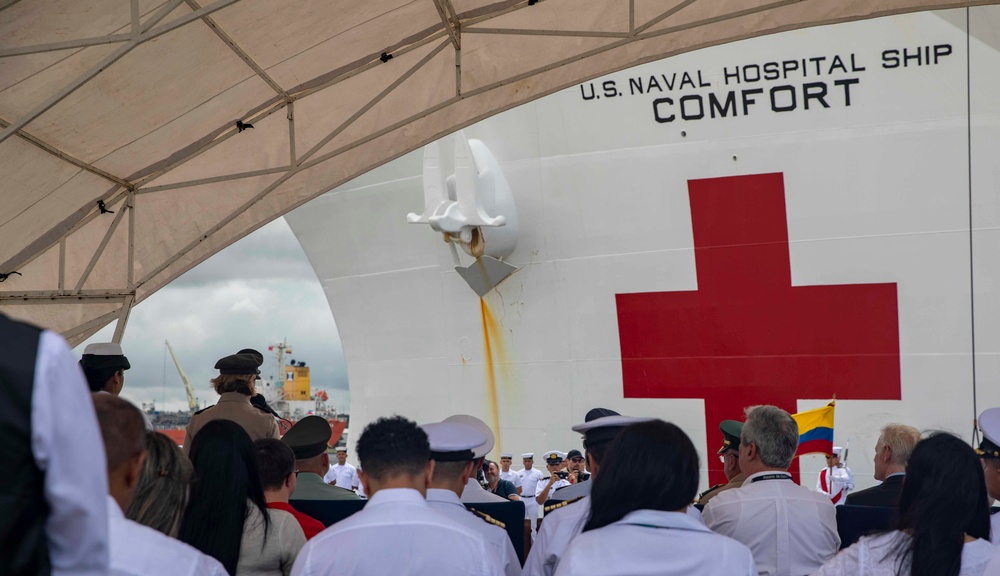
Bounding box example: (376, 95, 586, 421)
(7, 312, 1000, 575)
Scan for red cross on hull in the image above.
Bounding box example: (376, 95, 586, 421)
(616, 173, 901, 485)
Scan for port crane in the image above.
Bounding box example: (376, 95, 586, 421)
(165, 340, 199, 411)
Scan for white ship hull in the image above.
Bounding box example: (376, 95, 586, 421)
(286, 7, 1000, 491)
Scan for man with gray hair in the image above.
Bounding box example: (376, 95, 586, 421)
(845, 423, 921, 507)
(703, 405, 840, 576)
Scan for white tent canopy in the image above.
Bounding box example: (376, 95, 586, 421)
(1, 0, 991, 345)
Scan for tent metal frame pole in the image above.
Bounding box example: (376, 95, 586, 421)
(0, 291, 133, 301)
(73, 198, 127, 294)
(432, 0, 461, 49)
(112, 294, 135, 344)
(137, 166, 292, 194)
(127, 192, 136, 290)
(63, 310, 126, 341)
(287, 102, 296, 165)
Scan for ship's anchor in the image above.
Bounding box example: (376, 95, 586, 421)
(407, 131, 519, 296)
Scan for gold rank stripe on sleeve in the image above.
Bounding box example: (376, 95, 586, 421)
(469, 509, 506, 529)
(543, 496, 584, 513)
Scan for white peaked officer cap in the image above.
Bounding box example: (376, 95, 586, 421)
(521, 453, 534, 459)
(500, 452, 513, 458)
(543, 450, 566, 463)
(977, 408, 1000, 459)
(421, 422, 487, 462)
(831, 446, 843, 456)
(80, 342, 131, 370)
(442, 414, 495, 459)
(571, 411, 656, 449)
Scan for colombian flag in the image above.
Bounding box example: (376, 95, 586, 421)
(792, 401, 835, 457)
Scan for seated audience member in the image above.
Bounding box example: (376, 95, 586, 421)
(126, 431, 194, 537)
(485, 460, 520, 501)
(524, 408, 653, 576)
(555, 420, 755, 575)
(283, 416, 360, 501)
(444, 414, 508, 503)
(814, 433, 993, 576)
(423, 422, 521, 576)
(291, 416, 502, 575)
(702, 405, 839, 576)
(697, 420, 745, 506)
(845, 423, 920, 507)
(181, 420, 305, 575)
(976, 407, 1000, 543)
(254, 438, 325, 540)
(0, 314, 109, 576)
(92, 394, 226, 575)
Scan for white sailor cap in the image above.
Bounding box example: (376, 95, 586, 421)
(80, 342, 130, 370)
(543, 450, 566, 464)
(831, 446, 843, 456)
(978, 408, 1000, 459)
(521, 453, 534, 459)
(421, 422, 487, 462)
(442, 414, 494, 459)
(571, 409, 655, 448)
(500, 452, 513, 459)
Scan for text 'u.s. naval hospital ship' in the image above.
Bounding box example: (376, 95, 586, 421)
(284, 6, 1000, 491)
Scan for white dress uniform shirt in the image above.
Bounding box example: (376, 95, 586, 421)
(291, 488, 503, 576)
(991, 511, 1000, 544)
(107, 496, 227, 576)
(519, 467, 545, 498)
(426, 488, 521, 576)
(702, 470, 840, 576)
(813, 531, 995, 575)
(539, 477, 571, 500)
(523, 495, 590, 576)
(500, 469, 522, 491)
(35, 330, 110, 575)
(984, 542, 1000, 574)
(554, 509, 756, 576)
(323, 462, 359, 489)
(462, 477, 508, 503)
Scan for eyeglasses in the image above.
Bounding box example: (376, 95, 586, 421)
(570, 457, 585, 463)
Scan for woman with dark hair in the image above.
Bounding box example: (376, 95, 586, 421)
(814, 432, 993, 576)
(180, 420, 305, 575)
(555, 420, 756, 575)
(126, 431, 193, 537)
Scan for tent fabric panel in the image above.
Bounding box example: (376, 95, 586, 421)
(1, 301, 125, 342)
(61, 197, 130, 292)
(2, 249, 61, 292)
(0, 0, 154, 49)
(142, 103, 291, 188)
(27, 7, 261, 165)
(459, 34, 622, 93)
(94, 75, 278, 180)
(305, 44, 457, 163)
(467, 0, 631, 33)
(131, 172, 285, 282)
(212, 0, 441, 86)
(289, 40, 448, 160)
(0, 43, 122, 114)
(0, 136, 84, 231)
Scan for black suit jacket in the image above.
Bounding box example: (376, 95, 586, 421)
(844, 474, 904, 507)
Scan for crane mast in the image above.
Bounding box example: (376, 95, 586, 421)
(165, 340, 199, 411)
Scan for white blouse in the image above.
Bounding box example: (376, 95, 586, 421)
(812, 531, 995, 576)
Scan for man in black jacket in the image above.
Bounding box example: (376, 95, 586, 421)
(845, 423, 920, 507)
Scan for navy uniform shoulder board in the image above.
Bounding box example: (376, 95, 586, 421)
(469, 508, 506, 529)
(698, 483, 725, 500)
(544, 495, 583, 513)
(192, 405, 214, 416)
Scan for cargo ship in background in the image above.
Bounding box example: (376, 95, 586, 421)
(146, 340, 347, 448)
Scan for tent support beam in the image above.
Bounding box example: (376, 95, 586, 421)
(432, 0, 461, 49)
(112, 295, 134, 343)
(138, 166, 292, 194)
(463, 28, 630, 38)
(127, 192, 135, 290)
(287, 102, 296, 164)
(186, 0, 290, 100)
(635, 0, 699, 35)
(0, 291, 133, 301)
(74, 199, 127, 294)
(0, 35, 131, 57)
(62, 310, 126, 342)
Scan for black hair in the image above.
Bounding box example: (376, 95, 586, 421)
(583, 420, 699, 532)
(355, 416, 429, 480)
(82, 365, 120, 392)
(254, 438, 295, 492)
(884, 432, 990, 576)
(180, 420, 270, 575)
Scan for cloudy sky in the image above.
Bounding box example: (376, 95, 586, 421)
(75, 218, 350, 414)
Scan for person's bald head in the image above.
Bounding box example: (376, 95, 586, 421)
(92, 394, 147, 509)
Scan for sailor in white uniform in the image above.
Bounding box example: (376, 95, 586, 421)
(816, 446, 854, 506)
(323, 447, 360, 491)
(291, 415, 502, 576)
(499, 453, 523, 495)
(535, 451, 571, 505)
(523, 408, 654, 576)
(446, 414, 508, 503)
(80, 342, 153, 430)
(519, 453, 545, 535)
(423, 421, 521, 576)
(975, 407, 1000, 543)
